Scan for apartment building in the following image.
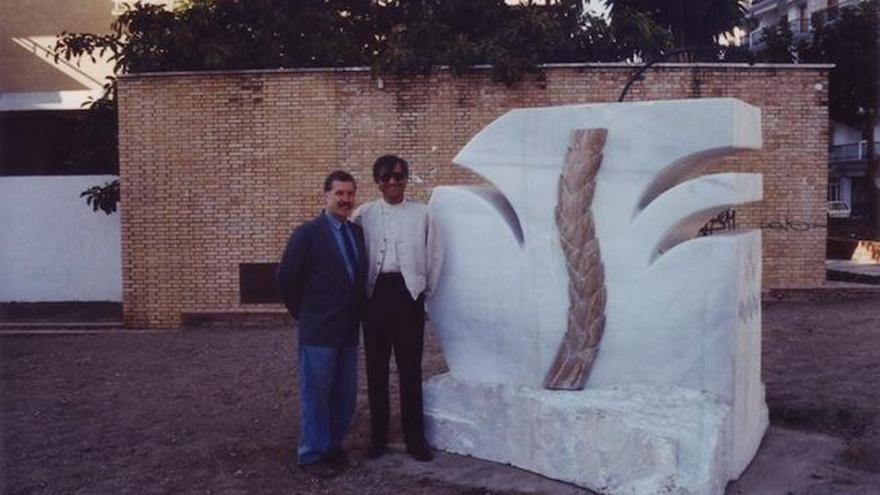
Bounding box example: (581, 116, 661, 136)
(746, 0, 879, 218)
(747, 0, 862, 49)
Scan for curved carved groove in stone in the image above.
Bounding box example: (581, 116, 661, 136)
(635, 102, 762, 218)
(463, 186, 525, 246)
(634, 150, 726, 216)
(543, 128, 608, 391)
(653, 206, 742, 260)
(633, 173, 763, 265)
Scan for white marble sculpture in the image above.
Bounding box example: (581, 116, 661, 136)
(425, 98, 767, 495)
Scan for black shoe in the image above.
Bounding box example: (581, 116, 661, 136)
(407, 445, 433, 462)
(298, 460, 337, 478)
(365, 444, 387, 459)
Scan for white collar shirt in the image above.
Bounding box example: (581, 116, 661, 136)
(378, 199, 404, 273)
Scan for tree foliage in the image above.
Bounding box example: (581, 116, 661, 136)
(606, 0, 747, 59)
(800, 1, 879, 126)
(56, 0, 626, 86)
(81, 179, 121, 215)
(52, 0, 756, 212)
(755, 17, 798, 63)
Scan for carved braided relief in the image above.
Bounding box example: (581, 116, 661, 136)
(543, 129, 608, 391)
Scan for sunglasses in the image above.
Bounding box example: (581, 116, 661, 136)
(379, 171, 407, 183)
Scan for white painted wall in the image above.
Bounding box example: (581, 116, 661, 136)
(832, 122, 864, 145)
(0, 90, 103, 111)
(0, 175, 121, 301)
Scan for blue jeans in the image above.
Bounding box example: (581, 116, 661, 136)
(297, 345, 358, 465)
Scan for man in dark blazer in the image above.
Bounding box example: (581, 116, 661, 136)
(277, 170, 367, 476)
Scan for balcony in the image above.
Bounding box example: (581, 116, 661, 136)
(829, 141, 879, 179)
(830, 142, 879, 162)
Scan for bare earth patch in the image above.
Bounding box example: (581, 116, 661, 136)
(2, 293, 880, 494)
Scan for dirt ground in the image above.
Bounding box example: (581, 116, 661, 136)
(2, 292, 880, 495)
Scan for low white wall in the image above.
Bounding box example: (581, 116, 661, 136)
(0, 175, 122, 302)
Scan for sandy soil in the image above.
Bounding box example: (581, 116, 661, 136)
(2, 292, 880, 494)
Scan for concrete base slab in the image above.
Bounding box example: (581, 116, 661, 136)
(425, 375, 742, 495)
(372, 427, 880, 495)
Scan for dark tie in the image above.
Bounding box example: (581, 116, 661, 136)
(340, 222, 359, 281)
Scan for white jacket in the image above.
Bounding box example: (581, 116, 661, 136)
(352, 198, 442, 300)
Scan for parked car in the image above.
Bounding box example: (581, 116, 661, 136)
(828, 201, 851, 218)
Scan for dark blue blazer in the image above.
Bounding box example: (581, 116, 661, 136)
(276, 213, 367, 347)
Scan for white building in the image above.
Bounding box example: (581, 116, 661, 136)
(0, 1, 172, 303)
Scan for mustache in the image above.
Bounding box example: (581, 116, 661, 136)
(336, 201, 354, 208)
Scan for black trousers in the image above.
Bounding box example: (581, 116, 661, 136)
(363, 273, 426, 449)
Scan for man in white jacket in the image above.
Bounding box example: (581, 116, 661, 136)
(352, 154, 440, 462)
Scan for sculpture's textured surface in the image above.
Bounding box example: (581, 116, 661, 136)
(544, 129, 607, 390)
(425, 98, 768, 495)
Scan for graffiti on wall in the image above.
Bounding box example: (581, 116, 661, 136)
(760, 218, 826, 232)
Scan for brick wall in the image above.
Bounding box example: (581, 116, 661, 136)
(118, 64, 830, 328)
